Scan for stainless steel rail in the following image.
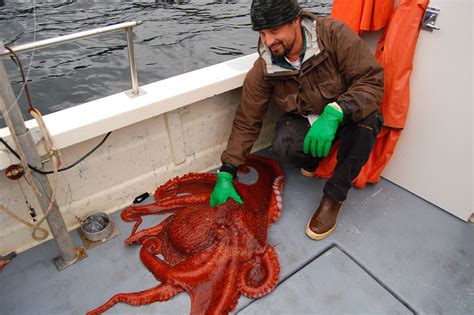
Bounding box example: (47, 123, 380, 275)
(0, 21, 143, 96)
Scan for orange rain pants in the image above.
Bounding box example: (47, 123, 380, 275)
(316, 0, 430, 188)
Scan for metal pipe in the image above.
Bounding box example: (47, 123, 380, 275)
(0, 60, 79, 268)
(125, 27, 139, 96)
(0, 21, 142, 56)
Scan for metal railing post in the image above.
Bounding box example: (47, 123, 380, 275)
(0, 60, 85, 270)
(126, 27, 140, 96)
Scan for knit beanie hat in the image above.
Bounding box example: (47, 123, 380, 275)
(250, 0, 302, 31)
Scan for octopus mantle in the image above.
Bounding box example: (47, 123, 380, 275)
(88, 155, 284, 315)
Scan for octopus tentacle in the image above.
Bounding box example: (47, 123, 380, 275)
(155, 173, 217, 199)
(125, 220, 167, 245)
(121, 203, 178, 237)
(122, 194, 210, 237)
(121, 201, 189, 224)
(190, 258, 241, 315)
(0, 259, 12, 272)
(156, 194, 210, 208)
(235, 156, 284, 216)
(205, 231, 246, 314)
(268, 175, 284, 224)
(86, 283, 182, 315)
(217, 257, 245, 313)
(244, 155, 283, 177)
(238, 245, 280, 299)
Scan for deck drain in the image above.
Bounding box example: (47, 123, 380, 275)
(79, 213, 119, 249)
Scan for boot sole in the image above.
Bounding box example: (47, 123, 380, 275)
(300, 168, 315, 177)
(305, 222, 336, 240)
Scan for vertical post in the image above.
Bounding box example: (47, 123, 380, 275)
(0, 59, 82, 270)
(126, 27, 140, 96)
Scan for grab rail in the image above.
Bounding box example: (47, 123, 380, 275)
(0, 21, 143, 96)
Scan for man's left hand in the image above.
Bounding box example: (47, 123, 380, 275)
(303, 103, 343, 158)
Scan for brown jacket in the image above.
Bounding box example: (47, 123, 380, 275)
(222, 13, 384, 167)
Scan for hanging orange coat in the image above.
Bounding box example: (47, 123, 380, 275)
(330, 0, 393, 34)
(316, 0, 430, 188)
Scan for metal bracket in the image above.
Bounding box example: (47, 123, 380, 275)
(125, 87, 146, 98)
(53, 246, 87, 271)
(422, 7, 440, 32)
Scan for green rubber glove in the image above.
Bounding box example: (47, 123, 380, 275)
(210, 171, 243, 206)
(303, 103, 344, 158)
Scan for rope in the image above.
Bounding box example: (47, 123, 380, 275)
(29, 108, 61, 240)
(0, 46, 63, 241)
(0, 204, 48, 240)
(0, 104, 61, 240)
(0, 108, 61, 240)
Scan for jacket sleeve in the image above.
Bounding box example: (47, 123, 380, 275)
(327, 18, 384, 121)
(221, 59, 273, 167)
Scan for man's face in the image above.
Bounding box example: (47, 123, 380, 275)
(259, 18, 300, 58)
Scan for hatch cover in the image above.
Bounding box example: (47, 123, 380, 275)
(238, 246, 413, 314)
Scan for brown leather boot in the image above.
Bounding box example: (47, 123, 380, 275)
(300, 167, 315, 177)
(306, 194, 343, 240)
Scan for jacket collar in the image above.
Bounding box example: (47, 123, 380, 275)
(258, 13, 322, 75)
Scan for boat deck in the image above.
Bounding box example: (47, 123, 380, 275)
(1, 150, 473, 315)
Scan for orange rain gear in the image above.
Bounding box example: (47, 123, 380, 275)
(316, 0, 430, 188)
(330, 0, 394, 34)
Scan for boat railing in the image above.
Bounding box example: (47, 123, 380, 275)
(0, 21, 143, 97)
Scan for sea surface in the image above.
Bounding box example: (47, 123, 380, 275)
(0, 0, 331, 126)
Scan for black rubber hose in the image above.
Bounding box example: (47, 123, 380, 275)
(0, 131, 111, 175)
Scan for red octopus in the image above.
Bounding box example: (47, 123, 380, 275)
(87, 155, 284, 315)
(0, 252, 16, 272)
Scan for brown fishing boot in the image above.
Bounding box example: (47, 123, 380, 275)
(306, 194, 343, 240)
(300, 167, 315, 177)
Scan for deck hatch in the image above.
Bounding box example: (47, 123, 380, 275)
(238, 246, 414, 314)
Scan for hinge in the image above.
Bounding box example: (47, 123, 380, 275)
(422, 7, 440, 32)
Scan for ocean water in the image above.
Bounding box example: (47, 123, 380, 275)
(0, 0, 331, 125)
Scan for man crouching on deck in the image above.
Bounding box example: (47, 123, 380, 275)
(210, 0, 384, 240)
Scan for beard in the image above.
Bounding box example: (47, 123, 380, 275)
(269, 40, 291, 58)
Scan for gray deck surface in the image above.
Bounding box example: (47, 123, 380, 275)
(1, 151, 473, 315)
